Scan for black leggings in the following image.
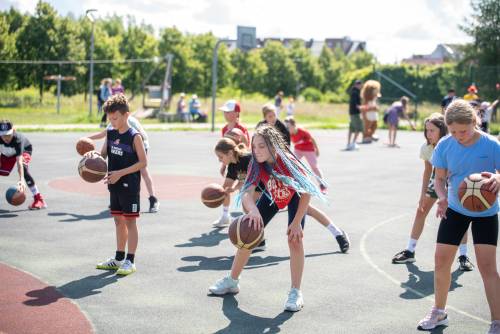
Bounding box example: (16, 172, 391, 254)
(23, 164, 35, 187)
(437, 208, 498, 246)
(257, 191, 306, 229)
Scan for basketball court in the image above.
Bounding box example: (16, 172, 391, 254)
(0, 129, 496, 333)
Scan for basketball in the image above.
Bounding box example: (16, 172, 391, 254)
(76, 137, 95, 156)
(224, 128, 244, 144)
(6, 186, 26, 206)
(228, 215, 264, 250)
(201, 183, 226, 208)
(78, 151, 107, 183)
(458, 173, 498, 212)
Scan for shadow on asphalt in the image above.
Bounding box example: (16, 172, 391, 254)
(47, 210, 110, 222)
(0, 208, 31, 218)
(178, 251, 342, 272)
(209, 294, 293, 334)
(399, 263, 464, 299)
(175, 228, 229, 248)
(23, 271, 122, 306)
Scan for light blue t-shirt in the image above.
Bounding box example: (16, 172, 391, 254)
(431, 132, 500, 217)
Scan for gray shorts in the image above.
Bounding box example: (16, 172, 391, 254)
(349, 114, 363, 133)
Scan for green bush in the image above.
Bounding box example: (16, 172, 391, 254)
(301, 87, 323, 102)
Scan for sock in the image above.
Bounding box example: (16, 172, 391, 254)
(407, 238, 418, 253)
(29, 185, 39, 196)
(126, 253, 135, 263)
(434, 307, 445, 313)
(115, 251, 125, 261)
(459, 243, 467, 257)
(222, 206, 229, 218)
(326, 223, 342, 237)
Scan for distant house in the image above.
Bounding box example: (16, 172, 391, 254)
(251, 36, 366, 56)
(402, 44, 464, 65)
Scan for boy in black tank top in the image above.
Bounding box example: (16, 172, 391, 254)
(95, 94, 147, 276)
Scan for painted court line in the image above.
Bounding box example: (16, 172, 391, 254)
(359, 213, 489, 325)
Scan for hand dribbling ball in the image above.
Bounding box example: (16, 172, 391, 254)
(228, 215, 264, 250)
(458, 173, 498, 212)
(6, 186, 26, 206)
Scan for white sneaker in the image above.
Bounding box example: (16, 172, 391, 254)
(345, 143, 354, 151)
(284, 288, 304, 312)
(96, 258, 123, 270)
(208, 275, 240, 295)
(417, 307, 448, 330)
(116, 259, 136, 276)
(212, 215, 231, 228)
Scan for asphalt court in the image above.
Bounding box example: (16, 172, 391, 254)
(0, 129, 497, 333)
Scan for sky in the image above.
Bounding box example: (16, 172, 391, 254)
(1, 0, 474, 64)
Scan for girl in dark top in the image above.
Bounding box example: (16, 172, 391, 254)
(256, 103, 290, 145)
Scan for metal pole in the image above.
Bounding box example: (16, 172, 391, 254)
(88, 20, 95, 118)
(56, 75, 61, 114)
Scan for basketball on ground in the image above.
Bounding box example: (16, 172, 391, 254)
(228, 215, 264, 250)
(78, 151, 107, 183)
(458, 173, 497, 212)
(6, 186, 26, 206)
(201, 183, 226, 208)
(76, 137, 95, 156)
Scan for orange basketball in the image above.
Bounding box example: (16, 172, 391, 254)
(201, 183, 226, 208)
(78, 151, 107, 183)
(76, 137, 95, 156)
(228, 215, 264, 250)
(458, 173, 498, 212)
(6, 186, 26, 206)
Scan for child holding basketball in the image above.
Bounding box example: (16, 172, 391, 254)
(285, 117, 327, 194)
(417, 100, 500, 332)
(392, 113, 474, 271)
(85, 112, 160, 213)
(0, 120, 47, 209)
(209, 125, 336, 311)
(95, 95, 147, 276)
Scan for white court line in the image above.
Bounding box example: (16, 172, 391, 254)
(359, 213, 489, 325)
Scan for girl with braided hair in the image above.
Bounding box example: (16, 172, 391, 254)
(209, 125, 336, 312)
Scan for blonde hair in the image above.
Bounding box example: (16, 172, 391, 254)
(214, 138, 248, 160)
(262, 103, 276, 117)
(445, 99, 476, 125)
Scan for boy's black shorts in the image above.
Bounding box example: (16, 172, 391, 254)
(437, 208, 498, 246)
(110, 192, 140, 218)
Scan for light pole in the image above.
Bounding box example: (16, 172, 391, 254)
(86, 9, 97, 118)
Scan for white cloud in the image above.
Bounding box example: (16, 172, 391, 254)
(1, 0, 473, 63)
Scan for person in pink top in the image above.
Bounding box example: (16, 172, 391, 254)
(285, 117, 327, 194)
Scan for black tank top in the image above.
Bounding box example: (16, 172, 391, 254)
(106, 127, 140, 193)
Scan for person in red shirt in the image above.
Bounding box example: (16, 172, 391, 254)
(285, 117, 327, 194)
(209, 125, 334, 312)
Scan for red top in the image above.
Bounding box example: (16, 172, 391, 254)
(291, 128, 315, 152)
(252, 156, 295, 209)
(222, 122, 250, 145)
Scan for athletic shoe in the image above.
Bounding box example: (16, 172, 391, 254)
(458, 255, 474, 271)
(417, 307, 449, 330)
(392, 250, 416, 264)
(335, 231, 350, 253)
(96, 258, 123, 270)
(488, 320, 500, 334)
(252, 239, 266, 253)
(29, 193, 47, 210)
(149, 196, 160, 213)
(116, 259, 136, 276)
(284, 288, 304, 312)
(371, 135, 379, 142)
(319, 184, 328, 195)
(208, 275, 240, 295)
(212, 215, 231, 228)
(345, 143, 354, 151)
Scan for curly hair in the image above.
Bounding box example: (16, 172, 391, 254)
(103, 94, 129, 114)
(361, 80, 381, 103)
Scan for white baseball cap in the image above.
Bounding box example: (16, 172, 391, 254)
(219, 99, 241, 113)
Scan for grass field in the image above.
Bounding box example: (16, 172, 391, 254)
(2, 88, 498, 133)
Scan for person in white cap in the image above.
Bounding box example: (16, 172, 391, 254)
(189, 94, 206, 122)
(479, 100, 498, 133)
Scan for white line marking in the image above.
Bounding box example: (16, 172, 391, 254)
(359, 213, 489, 325)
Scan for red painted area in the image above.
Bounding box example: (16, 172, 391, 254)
(49, 175, 221, 200)
(0, 263, 92, 334)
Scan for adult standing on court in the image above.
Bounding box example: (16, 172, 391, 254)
(345, 80, 363, 151)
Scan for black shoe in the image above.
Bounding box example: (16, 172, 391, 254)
(458, 255, 474, 271)
(392, 250, 416, 264)
(252, 240, 266, 253)
(336, 231, 350, 253)
(149, 196, 160, 213)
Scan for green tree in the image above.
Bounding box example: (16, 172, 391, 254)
(318, 46, 343, 92)
(230, 48, 267, 94)
(0, 15, 17, 89)
(288, 40, 323, 94)
(260, 41, 298, 97)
